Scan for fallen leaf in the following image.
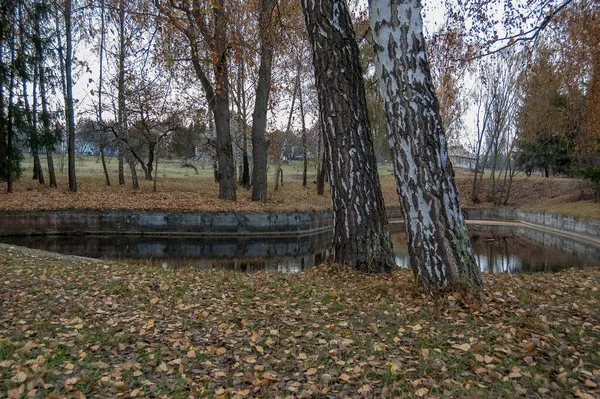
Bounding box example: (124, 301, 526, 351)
(358, 384, 371, 395)
(453, 343, 471, 351)
(215, 347, 226, 355)
(11, 371, 27, 383)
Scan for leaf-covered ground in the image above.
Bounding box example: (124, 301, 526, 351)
(0, 176, 331, 213)
(2, 171, 599, 219)
(1, 245, 599, 398)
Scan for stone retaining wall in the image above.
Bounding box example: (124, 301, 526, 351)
(0, 209, 334, 237)
(1, 207, 598, 244)
(463, 208, 600, 241)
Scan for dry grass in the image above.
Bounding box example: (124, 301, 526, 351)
(0, 172, 331, 213)
(2, 157, 599, 218)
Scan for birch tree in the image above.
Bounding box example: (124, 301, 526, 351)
(301, 0, 395, 273)
(370, 0, 482, 289)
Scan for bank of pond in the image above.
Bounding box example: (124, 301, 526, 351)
(2, 223, 598, 274)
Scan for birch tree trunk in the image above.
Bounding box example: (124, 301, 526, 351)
(251, 0, 276, 202)
(302, 0, 394, 273)
(298, 63, 308, 187)
(370, 0, 482, 289)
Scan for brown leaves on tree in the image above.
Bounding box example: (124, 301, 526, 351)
(1, 244, 600, 397)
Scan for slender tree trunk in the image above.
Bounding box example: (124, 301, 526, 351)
(370, 0, 481, 289)
(18, 6, 42, 184)
(98, 0, 110, 187)
(46, 153, 56, 186)
(153, 144, 159, 192)
(0, 28, 6, 183)
(39, 16, 57, 187)
(471, 96, 488, 203)
(24, 73, 42, 184)
(145, 144, 154, 181)
(274, 78, 298, 192)
(7, 17, 15, 193)
(128, 158, 139, 189)
(116, 0, 138, 190)
(298, 63, 308, 187)
(302, 0, 395, 273)
(238, 58, 250, 188)
(251, 0, 276, 201)
(213, 0, 236, 200)
(64, 0, 77, 192)
(118, 153, 125, 184)
(317, 146, 327, 196)
(31, 65, 45, 184)
(100, 146, 110, 186)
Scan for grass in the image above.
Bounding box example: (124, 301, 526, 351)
(1, 244, 599, 398)
(2, 155, 599, 218)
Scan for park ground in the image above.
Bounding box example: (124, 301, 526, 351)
(1, 245, 599, 398)
(0, 156, 599, 219)
(1, 157, 600, 398)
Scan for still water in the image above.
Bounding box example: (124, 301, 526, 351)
(3, 224, 598, 274)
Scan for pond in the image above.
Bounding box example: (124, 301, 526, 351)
(2, 223, 598, 274)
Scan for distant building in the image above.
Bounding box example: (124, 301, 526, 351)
(448, 145, 476, 169)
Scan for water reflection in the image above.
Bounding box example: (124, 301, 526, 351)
(391, 231, 598, 273)
(2, 224, 598, 273)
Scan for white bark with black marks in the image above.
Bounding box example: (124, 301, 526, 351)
(370, 0, 482, 289)
(302, 0, 394, 273)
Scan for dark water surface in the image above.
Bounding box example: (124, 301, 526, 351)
(2, 223, 598, 273)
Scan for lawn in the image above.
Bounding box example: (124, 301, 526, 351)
(1, 244, 599, 398)
(3, 155, 599, 219)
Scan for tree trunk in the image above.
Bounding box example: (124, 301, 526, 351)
(251, 0, 276, 202)
(118, 153, 125, 185)
(19, 6, 43, 185)
(7, 17, 15, 193)
(64, 0, 77, 192)
(100, 146, 110, 186)
(153, 143, 159, 191)
(116, 0, 138, 190)
(46, 153, 56, 186)
(31, 65, 45, 184)
(317, 147, 327, 196)
(127, 158, 139, 189)
(213, 0, 236, 200)
(238, 58, 251, 189)
(298, 62, 308, 187)
(98, 0, 110, 187)
(273, 76, 298, 192)
(145, 143, 155, 181)
(302, 0, 395, 273)
(370, 0, 481, 290)
(0, 28, 6, 183)
(36, 14, 57, 187)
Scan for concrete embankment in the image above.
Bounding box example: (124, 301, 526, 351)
(0, 209, 333, 237)
(0, 207, 598, 249)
